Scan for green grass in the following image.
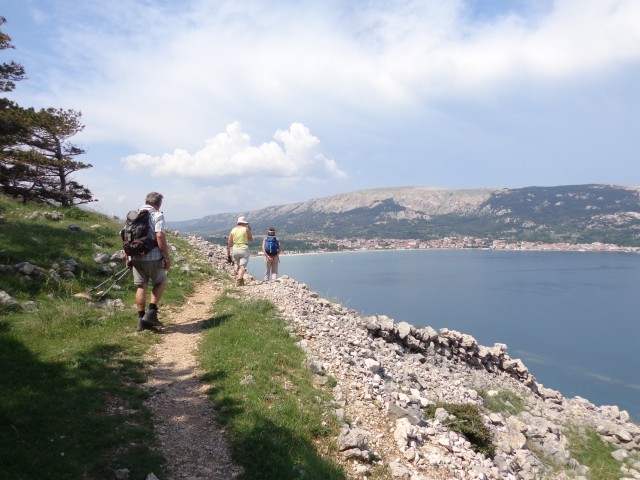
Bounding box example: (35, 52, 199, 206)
(566, 426, 622, 480)
(0, 304, 163, 479)
(478, 388, 525, 416)
(0, 193, 213, 478)
(198, 291, 346, 479)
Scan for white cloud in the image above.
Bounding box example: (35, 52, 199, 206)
(26, 1, 640, 106)
(517, 0, 640, 76)
(17, 0, 640, 152)
(370, 0, 640, 96)
(122, 122, 347, 181)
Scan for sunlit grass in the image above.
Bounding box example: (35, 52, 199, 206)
(478, 388, 526, 416)
(198, 291, 345, 479)
(566, 426, 622, 480)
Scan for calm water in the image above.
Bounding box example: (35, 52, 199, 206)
(249, 249, 640, 420)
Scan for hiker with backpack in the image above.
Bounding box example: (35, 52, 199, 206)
(122, 192, 171, 331)
(226, 216, 253, 286)
(262, 227, 281, 281)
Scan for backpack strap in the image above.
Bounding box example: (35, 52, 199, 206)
(144, 209, 159, 248)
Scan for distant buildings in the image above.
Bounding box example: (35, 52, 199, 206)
(289, 236, 639, 254)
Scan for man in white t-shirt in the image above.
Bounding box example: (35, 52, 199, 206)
(128, 192, 171, 331)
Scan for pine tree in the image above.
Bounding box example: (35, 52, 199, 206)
(0, 17, 95, 206)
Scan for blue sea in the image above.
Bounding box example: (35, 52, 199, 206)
(249, 249, 640, 421)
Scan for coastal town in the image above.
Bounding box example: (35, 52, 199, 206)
(286, 236, 640, 254)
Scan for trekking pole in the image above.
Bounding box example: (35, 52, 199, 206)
(88, 266, 130, 293)
(95, 267, 131, 302)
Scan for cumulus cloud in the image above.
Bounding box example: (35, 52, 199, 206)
(122, 122, 347, 181)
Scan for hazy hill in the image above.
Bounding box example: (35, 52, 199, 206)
(169, 184, 640, 246)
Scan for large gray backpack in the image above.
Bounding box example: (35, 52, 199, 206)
(120, 209, 157, 256)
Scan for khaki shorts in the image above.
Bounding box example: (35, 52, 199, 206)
(132, 258, 167, 286)
(232, 247, 251, 267)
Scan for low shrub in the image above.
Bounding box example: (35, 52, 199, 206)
(425, 403, 496, 458)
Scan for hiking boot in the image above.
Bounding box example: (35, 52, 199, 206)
(137, 319, 154, 331)
(137, 319, 161, 332)
(142, 308, 163, 327)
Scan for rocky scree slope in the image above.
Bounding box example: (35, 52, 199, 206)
(189, 235, 640, 480)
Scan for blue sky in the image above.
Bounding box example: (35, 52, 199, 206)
(3, 0, 640, 221)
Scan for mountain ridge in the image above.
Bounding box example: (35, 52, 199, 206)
(169, 184, 640, 246)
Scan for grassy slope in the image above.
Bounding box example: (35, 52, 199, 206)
(0, 194, 214, 479)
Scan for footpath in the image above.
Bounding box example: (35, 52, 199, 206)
(143, 279, 243, 479)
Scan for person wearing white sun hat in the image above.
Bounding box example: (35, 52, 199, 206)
(226, 216, 253, 286)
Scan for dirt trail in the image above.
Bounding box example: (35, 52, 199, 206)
(142, 279, 242, 480)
